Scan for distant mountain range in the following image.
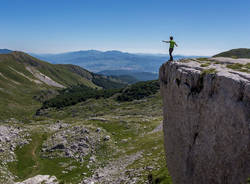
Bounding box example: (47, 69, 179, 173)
(0, 49, 12, 54)
(98, 70, 158, 81)
(30, 50, 201, 82)
(1, 49, 201, 81)
(30, 50, 196, 73)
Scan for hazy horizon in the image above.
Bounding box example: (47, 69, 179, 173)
(1, 48, 210, 57)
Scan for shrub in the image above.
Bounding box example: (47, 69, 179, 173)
(116, 80, 160, 102)
(41, 84, 121, 109)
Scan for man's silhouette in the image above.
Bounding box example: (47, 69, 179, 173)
(162, 36, 178, 61)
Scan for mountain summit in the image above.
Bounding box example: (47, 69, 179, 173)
(213, 48, 250, 59)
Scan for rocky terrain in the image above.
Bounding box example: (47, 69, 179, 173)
(0, 92, 168, 184)
(0, 123, 30, 183)
(2, 49, 250, 184)
(160, 57, 250, 184)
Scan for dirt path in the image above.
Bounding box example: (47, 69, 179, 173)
(148, 122, 163, 134)
(31, 139, 39, 169)
(24, 133, 44, 178)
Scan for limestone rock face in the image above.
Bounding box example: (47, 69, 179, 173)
(159, 58, 250, 184)
(15, 175, 58, 184)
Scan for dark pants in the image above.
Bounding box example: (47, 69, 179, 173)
(169, 48, 174, 61)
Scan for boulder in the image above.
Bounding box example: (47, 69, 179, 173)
(52, 143, 65, 150)
(103, 135, 110, 141)
(15, 175, 58, 184)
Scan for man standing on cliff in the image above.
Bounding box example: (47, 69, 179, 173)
(162, 36, 178, 61)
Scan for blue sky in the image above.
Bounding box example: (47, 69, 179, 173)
(0, 0, 250, 55)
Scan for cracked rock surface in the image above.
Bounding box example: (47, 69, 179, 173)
(159, 58, 250, 184)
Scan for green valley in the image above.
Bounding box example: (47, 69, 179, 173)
(0, 51, 170, 184)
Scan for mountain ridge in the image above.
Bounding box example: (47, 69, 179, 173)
(98, 69, 158, 81)
(213, 48, 250, 58)
(0, 49, 12, 54)
(31, 50, 190, 73)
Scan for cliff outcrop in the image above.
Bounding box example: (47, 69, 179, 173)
(159, 58, 250, 184)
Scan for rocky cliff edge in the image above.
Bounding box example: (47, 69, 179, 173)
(159, 57, 250, 184)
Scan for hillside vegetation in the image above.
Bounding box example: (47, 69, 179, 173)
(117, 80, 160, 102)
(40, 85, 121, 110)
(213, 48, 250, 59)
(0, 52, 126, 120)
(38, 80, 160, 110)
(58, 64, 128, 89)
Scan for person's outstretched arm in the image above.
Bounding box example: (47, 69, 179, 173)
(175, 42, 178, 47)
(162, 40, 170, 43)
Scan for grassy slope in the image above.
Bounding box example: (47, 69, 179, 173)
(0, 52, 125, 120)
(57, 64, 129, 88)
(9, 51, 98, 88)
(0, 56, 45, 120)
(226, 63, 250, 73)
(8, 132, 90, 183)
(213, 48, 250, 59)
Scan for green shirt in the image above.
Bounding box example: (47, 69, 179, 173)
(169, 40, 175, 48)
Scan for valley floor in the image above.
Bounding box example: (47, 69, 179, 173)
(0, 92, 172, 184)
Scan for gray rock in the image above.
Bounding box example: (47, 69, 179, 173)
(96, 128, 101, 133)
(82, 179, 94, 184)
(89, 117, 107, 122)
(15, 175, 58, 184)
(5, 137, 10, 142)
(103, 135, 110, 141)
(65, 150, 73, 158)
(84, 136, 89, 143)
(159, 59, 250, 184)
(146, 166, 153, 170)
(52, 143, 65, 150)
(78, 143, 89, 148)
(81, 128, 89, 134)
(70, 144, 78, 150)
(90, 156, 96, 163)
(66, 166, 77, 171)
(121, 139, 128, 143)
